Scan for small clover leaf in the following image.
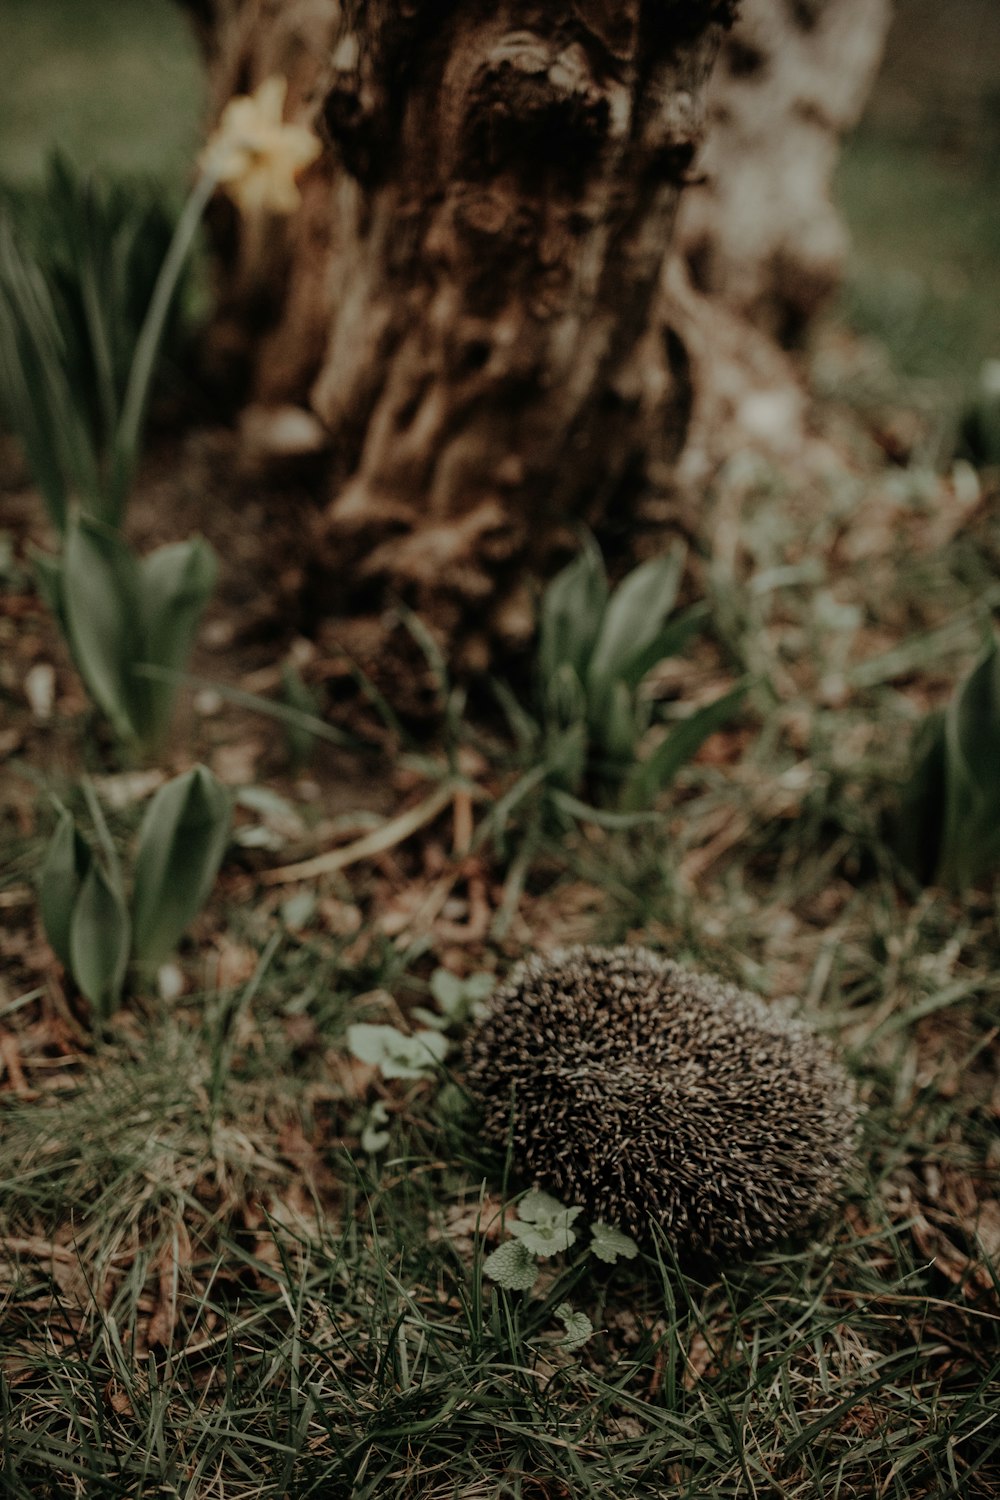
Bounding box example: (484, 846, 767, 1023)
(508, 1215, 578, 1258)
(429, 968, 495, 1023)
(508, 1190, 582, 1257)
(590, 1222, 639, 1264)
(360, 1101, 390, 1153)
(554, 1303, 593, 1352)
(346, 1023, 449, 1079)
(410, 1006, 450, 1032)
(463, 972, 497, 1000)
(484, 1240, 539, 1291)
(518, 1189, 580, 1225)
(429, 969, 464, 1015)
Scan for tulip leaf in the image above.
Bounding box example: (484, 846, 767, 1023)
(131, 765, 232, 966)
(592, 676, 643, 765)
(139, 538, 217, 745)
(616, 603, 709, 690)
(621, 680, 750, 811)
(30, 548, 66, 629)
(0, 219, 102, 531)
(891, 711, 946, 885)
(69, 860, 130, 1018)
(586, 545, 685, 708)
(38, 805, 92, 970)
(539, 539, 608, 689)
(61, 513, 144, 742)
(938, 636, 1000, 889)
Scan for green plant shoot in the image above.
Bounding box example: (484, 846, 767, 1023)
(530, 534, 749, 808)
(895, 633, 1000, 889)
(40, 514, 216, 753)
(131, 766, 233, 966)
(37, 767, 231, 1018)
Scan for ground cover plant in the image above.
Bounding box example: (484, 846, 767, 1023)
(2, 4, 1000, 1498)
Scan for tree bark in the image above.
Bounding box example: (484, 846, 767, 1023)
(680, 0, 892, 343)
(179, 0, 888, 695)
(662, 0, 891, 492)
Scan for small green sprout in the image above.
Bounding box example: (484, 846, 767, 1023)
(346, 1023, 450, 1080)
(589, 1221, 640, 1265)
(412, 968, 496, 1031)
(554, 1303, 594, 1352)
(483, 1240, 539, 1292)
(360, 1101, 391, 1154)
(508, 1190, 582, 1258)
(893, 632, 1000, 889)
(38, 766, 231, 1020)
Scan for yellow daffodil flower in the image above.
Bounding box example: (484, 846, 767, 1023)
(199, 76, 321, 216)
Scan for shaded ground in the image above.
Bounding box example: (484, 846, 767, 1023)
(2, 384, 999, 1495)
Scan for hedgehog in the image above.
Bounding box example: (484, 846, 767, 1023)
(463, 945, 860, 1255)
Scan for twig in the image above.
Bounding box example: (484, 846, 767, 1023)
(261, 781, 457, 886)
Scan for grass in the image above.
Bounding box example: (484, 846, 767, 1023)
(3, 449, 1000, 1497)
(831, 32, 1000, 447)
(0, 0, 202, 189)
(837, 125, 1000, 369)
(2, 974, 998, 1500)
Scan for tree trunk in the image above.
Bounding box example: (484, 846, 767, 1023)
(665, 0, 891, 491)
(180, 0, 888, 696)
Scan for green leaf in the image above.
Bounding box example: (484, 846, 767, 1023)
(68, 860, 130, 1019)
(0, 218, 102, 529)
(554, 1303, 593, 1352)
(483, 1240, 539, 1292)
(112, 170, 214, 511)
(131, 765, 232, 966)
(590, 1221, 639, 1264)
(518, 1189, 578, 1224)
(590, 676, 642, 765)
(410, 1006, 451, 1032)
(621, 680, 750, 811)
(429, 967, 495, 1022)
(280, 889, 316, 931)
(544, 661, 588, 733)
(891, 710, 946, 884)
(360, 1101, 391, 1153)
(586, 546, 685, 706)
(61, 513, 144, 741)
(281, 662, 320, 769)
(138, 538, 217, 747)
(546, 789, 658, 831)
(429, 969, 465, 1017)
(938, 635, 1000, 888)
(508, 1219, 578, 1257)
(485, 763, 549, 850)
(544, 717, 589, 795)
(346, 1023, 450, 1079)
(38, 805, 92, 970)
(617, 603, 709, 690)
(538, 537, 608, 688)
(458, 971, 496, 1002)
(29, 548, 65, 629)
(509, 1194, 582, 1258)
(491, 677, 542, 757)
